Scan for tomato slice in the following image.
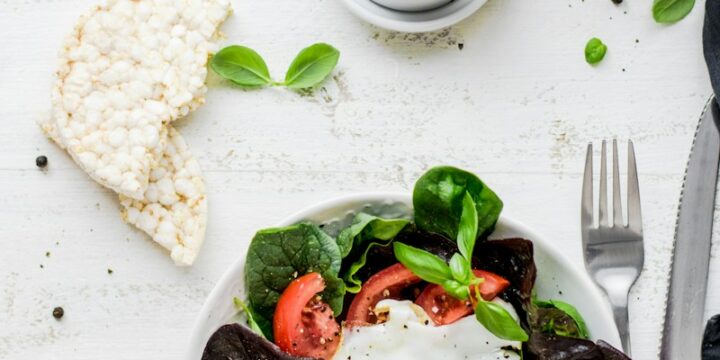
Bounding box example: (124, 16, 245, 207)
(273, 273, 341, 360)
(345, 263, 422, 326)
(415, 270, 510, 326)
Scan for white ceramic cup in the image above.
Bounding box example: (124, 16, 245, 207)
(371, 0, 452, 12)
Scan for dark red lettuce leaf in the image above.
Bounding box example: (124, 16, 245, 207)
(704, 315, 720, 360)
(202, 324, 311, 360)
(525, 333, 630, 360)
(472, 238, 536, 322)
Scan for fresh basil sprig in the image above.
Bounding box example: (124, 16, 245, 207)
(284, 43, 341, 89)
(652, 0, 695, 24)
(394, 192, 528, 341)
(210, 46, 272, 87)
(210, 43, 340, 90)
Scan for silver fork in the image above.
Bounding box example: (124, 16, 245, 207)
(581, 139, 644, 356)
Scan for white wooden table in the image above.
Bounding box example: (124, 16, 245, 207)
(0, 0, 717, 359)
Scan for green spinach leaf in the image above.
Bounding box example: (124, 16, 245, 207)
(653, 0, 695, 23)
(584, 38, 607, 65)
(337, 213, 410, 293)
(413, 166, 503, 242)
(337, 213, 409, 258)
(534, 299, 589, 339)
(210, 45, 272, 87)
(244, 222, 345, 339)
(284, 43, 340, 89)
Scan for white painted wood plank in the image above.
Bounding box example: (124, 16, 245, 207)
(0, 0, 715, 359)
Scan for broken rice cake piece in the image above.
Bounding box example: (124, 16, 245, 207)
(51, 0, 231, 200)
(120, 127, 207, 266)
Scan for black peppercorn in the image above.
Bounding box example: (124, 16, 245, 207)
(36, 155, 48, 168)
(52, 306, 64, 319)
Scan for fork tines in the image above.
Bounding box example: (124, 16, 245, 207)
(582, 139, 642, 233)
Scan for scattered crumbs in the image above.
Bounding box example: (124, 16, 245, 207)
(45, 251, 50, 257)
(52, 306, 64, 320)
(107, 268, 113, 275)
(374, 27, 461, 48)
(458, 43, 464, 50)
(36, 155, 48, 168)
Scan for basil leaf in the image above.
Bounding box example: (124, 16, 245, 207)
(210, 45, 272, 87)
(534, 299, 590, 339)
(584, 38, 607, 65)
(653, 0, 695, 23)
(457, 192, 479, 260)
(393, 242, 453, 285)
(442, 279, 470, 300)
(413, 166, 503, 242)
(337, 213, 410, 258)
(475, 300, 529, 342)
(449, 253, 472, 284)
(283, 43, 340, 89)
(233, 297, 264, 336)
(245, 222, 345, 339)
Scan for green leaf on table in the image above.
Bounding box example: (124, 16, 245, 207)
(584, 38, 608, 65)
(233, 297, 264, 336)
(337, 213, 410, 293)
(244, 222, 345, 340)
(653, 0, 695, 24)
(284, 43, 340, 89)
(413, 166, 503, 242)
(393, 242, 453, 285)
(210, 45, 272, 87)
(475, 300, 529, 342)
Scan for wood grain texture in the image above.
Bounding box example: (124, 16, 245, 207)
(0, 0, 716, 359)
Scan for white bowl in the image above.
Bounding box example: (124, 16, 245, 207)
(372, 0, 451, 12)
(340, 0, 488, 33)
(186, 192, 621, 359)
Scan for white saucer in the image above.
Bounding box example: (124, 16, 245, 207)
(340, 0, 488, 33)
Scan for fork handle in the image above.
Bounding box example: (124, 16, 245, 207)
(610, 294, 631, 356)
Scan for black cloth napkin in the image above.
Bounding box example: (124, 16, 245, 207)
(701, 3, 720, 360)
(705, 0, 720, 97)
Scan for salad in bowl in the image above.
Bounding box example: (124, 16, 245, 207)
(195, 167, 629, 360)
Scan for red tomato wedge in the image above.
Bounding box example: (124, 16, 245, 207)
(273, 273, 341, 360)
(345, 263, 422, 326)
(415, 270, 510, 326)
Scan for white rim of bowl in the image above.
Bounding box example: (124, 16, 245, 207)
(187, 192, 620, 358)
(339, 0, 488, 33)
